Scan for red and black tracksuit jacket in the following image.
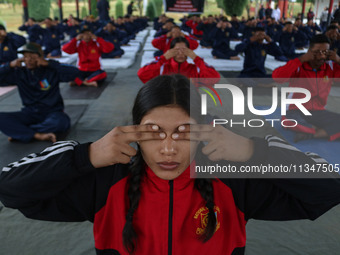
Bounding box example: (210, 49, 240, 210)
(272, 58, 340, 111)
(151, 35, 199, 53)
(137, 55, 220, 84)
(272, 58, 340, 140)
(1, 136, 340, 254)
(62, 37, 114, 72)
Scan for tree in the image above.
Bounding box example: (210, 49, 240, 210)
(154, 0, 163, 16)
(115, 0, 124, 18)
(28, 0, 51, 21)
(136, 0, 143, 16)
(146, 0, 156, 19)
(216, 0, 224, 9)
(221, 0, 248, 16)
(90, 0, 98, 17)
(81, 6, 88, 18)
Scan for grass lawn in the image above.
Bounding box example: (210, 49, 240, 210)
(0, 0, 305, 33)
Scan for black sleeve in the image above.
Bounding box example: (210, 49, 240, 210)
(47, 60, 81, 82)
(0, 63, 18, 85)
(0, 141, 128, 222)
(222, 135, 340, 221)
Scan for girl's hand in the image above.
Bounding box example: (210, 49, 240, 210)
(173, 124, 254, 162)
(89, 125, 165, 168)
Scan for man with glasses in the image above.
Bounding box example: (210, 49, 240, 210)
(0, 43, 81, 143)
(272, 34, 340, 142)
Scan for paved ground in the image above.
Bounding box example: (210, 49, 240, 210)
(1, 28, 340, 254)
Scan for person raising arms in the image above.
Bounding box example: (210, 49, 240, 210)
(138, 37, 220, 83)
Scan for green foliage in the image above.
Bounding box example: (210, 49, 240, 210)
(296, 0, 315, 3)
(153, 0, 163, 16)
(90, 0, 98, 17)
(81, 6, 88, 19)
(146, 1, 156, 19)
(0, 19, 5, 28)
(52, 7, 59, 19)
(28, 0, 51, 20)
(222, 0, 248, 16)
(115, 0, 124, 18)
(216, 0, 224, 9)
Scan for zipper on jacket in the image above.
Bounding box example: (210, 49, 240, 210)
(168, 180, 174, 255)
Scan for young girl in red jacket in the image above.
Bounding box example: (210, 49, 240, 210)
(62, 28, 114, 87)
(138, 37, 220, 83)
(1, 75, 340, 254)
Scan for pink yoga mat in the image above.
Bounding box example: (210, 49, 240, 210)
(0, 86, 17, 97)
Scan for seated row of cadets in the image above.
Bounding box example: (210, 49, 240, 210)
(17, 15, 149, 58)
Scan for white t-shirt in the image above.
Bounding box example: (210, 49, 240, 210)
(272, 8, 281, 21)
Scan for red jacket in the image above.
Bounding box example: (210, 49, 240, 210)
(152, 35, 199, 53)
(186, 20, 203, 36)
(62, 37, 114, 72)
(272, 58, 340, 111)
(137, 55, 220, 84)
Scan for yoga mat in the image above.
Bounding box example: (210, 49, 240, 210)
(60, 72, 116, 99)
(0, 104, 88, 166)
(0, 86, 17, 97)
(259, 107, 340, 165)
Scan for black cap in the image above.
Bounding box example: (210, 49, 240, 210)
(0, 24, 6, 31)
(17, 43, 43, 56)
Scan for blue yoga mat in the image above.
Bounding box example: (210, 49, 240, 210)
(260, 107, 340, 165)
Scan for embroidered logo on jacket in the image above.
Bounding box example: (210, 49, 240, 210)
(194, 206, 220, 235)
(39, 79, 51, 91)
(3, 46, 9, 51)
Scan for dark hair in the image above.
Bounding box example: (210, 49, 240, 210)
(253, 27, 265, 32)
(170, 25, 181, 31)
(122, 75, 216, 253)
(0, 24, 6, 31)
(326, 25, 338, 31)
(108, 21, 116, 26)
(165, 20, 175, 25)
(285, 21, 293, 25)
(45, 17, 52, 21)
(80, 28, 92, 33)
(309, 34, 330, 48)
(170, 37, 190, 49)
(29, 17, 36, 22)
